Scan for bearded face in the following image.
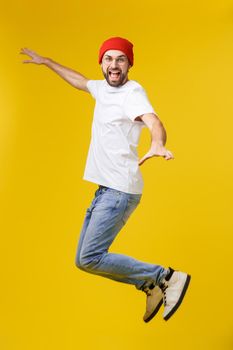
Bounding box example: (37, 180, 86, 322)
(101, 50, 131, 87)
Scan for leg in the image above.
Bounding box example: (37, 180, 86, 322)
(75, 186, 148, 289)
(75, 186, 168, 288)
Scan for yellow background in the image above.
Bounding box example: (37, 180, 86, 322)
(1, 1, 233, 349)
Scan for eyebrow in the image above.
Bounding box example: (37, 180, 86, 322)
(104, 54, 127, 58)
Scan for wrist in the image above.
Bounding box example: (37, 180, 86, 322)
(151, 141, 165, 148)
(42, 57, 51, 65)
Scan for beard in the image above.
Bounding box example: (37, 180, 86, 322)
(102, 67, 128, 87)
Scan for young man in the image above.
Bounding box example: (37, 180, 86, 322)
(20, 37, 190, 322)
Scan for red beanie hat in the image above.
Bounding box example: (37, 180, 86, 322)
(98, 37, 134, 66)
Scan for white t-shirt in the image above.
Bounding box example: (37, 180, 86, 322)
(83, 79, 156, 194)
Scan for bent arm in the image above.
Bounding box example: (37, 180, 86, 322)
(20, 48, 89, 92)
(139, 113, 167, 146)
(137, 113, 174, 165)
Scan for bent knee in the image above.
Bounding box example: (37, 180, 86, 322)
(75, 252, 86, 271)
(75, 257, 86, 271)
(76, 253, 101, 271)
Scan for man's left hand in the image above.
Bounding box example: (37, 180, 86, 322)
(138, 145, 174, 166)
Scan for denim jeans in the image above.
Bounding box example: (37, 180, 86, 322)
(75, 185, 167, 290)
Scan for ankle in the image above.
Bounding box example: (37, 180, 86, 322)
(165, 267, 175, 281)
(158, 267, 175, 290)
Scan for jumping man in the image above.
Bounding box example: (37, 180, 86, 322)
(20, 37, 191, 322)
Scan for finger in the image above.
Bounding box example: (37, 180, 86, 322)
(164, 154, 172, 160)
(168, 153, 175, 159)
(164, 150, 174, 159)
(21, 48, 29, 53)
(139, 154, 152, 165)
(21, 48, 35, 56)
(20, 48, 30, 56)
(138, 157, 147, 166)
(167, 150, 174, 158)
(165, 154, 174, 160)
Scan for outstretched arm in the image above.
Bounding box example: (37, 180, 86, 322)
(137, 113, 174, 166)
(20, 48, 89, 92)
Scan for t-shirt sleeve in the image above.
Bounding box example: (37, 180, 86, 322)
(86, 80, 101, 99)
(124, 85, 157, 122)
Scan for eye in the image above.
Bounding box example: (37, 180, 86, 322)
(104, 56, 112, 62)
(117, 57, 127, 64)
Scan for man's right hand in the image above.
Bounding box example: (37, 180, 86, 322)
(20, 47, 89, 92)
(20, 48, 46, 65)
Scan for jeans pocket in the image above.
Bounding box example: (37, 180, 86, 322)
(95, 190, 119, 211)
(122, 195, 141, 224)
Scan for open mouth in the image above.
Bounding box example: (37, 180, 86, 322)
(108, 70, 121, 79)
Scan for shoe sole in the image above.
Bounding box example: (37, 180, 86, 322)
(144, 298, 163, 323)
(164, 274, 191, 321)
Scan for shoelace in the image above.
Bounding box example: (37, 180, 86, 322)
(143, 278, 170, 305)
(143, 268, 173, 304)
(143, 287, 152, 296)
(143, 283, 155, 296)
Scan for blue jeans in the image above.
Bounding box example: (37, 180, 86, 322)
(75, 185, 167, 290)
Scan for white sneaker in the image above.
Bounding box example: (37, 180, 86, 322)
(160, 267, 191, 321)
(143, 285, 163, 323)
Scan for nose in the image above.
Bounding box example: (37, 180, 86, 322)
(110, 58, 118, 69)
